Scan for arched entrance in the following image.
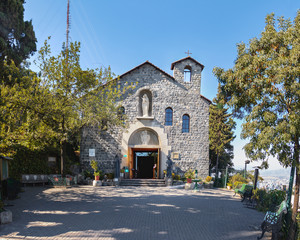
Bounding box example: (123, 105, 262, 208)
(128, 129, 160, 179)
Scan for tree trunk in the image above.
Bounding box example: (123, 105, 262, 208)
(60, 141, 64, 176)
(215, 152, 219, 185)
(289, 138, 299, 240)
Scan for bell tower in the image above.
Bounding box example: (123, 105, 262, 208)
(171, 56, 204, 94)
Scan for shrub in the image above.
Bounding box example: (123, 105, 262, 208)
(233, 181, 244, 189)
(90, 160, 98, 172)
(184, 169, 195, 179)
(252, 189, 286, 212)
(229, 173, 248, 188)
(0, 201, 4, 212)
(107, 172, 114, 179)
(175, 175, 181, 180)
(205, 176, 212, 182)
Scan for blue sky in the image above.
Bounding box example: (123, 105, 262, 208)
(24, 0, 299, 171)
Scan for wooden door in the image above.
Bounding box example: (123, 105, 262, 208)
(157, 148, 160, 179)
(128, 147, 133, 179)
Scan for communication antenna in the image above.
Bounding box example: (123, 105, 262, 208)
(66, 0, 70, 51)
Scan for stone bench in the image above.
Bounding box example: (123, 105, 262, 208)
(21, 174, 48, 186)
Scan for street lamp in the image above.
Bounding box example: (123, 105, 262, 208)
(244, 160, 250, 178)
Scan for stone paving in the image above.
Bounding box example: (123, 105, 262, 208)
(0, 186, 271, 240)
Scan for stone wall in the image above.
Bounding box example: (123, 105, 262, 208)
(80, 58, 210, 179)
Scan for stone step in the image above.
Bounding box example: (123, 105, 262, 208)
(120, 179, 166, 187)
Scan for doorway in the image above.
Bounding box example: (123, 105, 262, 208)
(132, 150, 158, 179)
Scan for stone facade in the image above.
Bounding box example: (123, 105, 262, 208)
(80, 56, 211, 179)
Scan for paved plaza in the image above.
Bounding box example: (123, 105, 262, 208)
(0, 186, 271, 240)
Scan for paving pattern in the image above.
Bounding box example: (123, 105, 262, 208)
(0, 186, 271, 240)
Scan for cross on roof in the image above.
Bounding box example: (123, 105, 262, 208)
(185, 50, 192, 56)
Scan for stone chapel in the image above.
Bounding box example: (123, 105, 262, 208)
(80, 56, 211, 179)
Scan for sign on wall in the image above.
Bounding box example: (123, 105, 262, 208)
(89, 149, 95, 157)
(172, 152, 180, 160)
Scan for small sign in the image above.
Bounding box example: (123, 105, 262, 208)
(123, 154, 127, 157)
(172, 152, 180, 160)
(48, 157, 56, 162)
(89, 149, 95, 157)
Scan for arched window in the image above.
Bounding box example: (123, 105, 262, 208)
(165, 108, 173, 126)
(182, 114, 190, 133)
(184, 66, 191, 82)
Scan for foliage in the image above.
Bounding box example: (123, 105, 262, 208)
(247, 170, 264, 184)
(227, 183, 232, 187)
(229, 173, 248, 189)
(107, 172, 114, 179)
(252, 189, 286, 212)
(0, 0, 37, 79)
(184, 169, 195, 179)
(213, 12, 300, 232)
(94, 171, 101, 177)
(209, 85, 236, 178)
(90, 160, 98, 172)
(120, 169, 125, 173)
(1, 38, 134, 175)
(175, 175, 181, 180)
(205, 176, 212, 182)
(83, 169, 93, 179)
(0, 200, 4, 212)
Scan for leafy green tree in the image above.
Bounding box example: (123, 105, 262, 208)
(209, 85, 236, 182)
(22, 38, 133, 175)
(213, 12, 300, 237)
(0, 0, 36, 81)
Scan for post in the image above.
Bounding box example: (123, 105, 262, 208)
(254, 168, 259, 190)
(244, 160, 250, 179)
(224, 166, 228, 188)
(287, 166, 295, 209)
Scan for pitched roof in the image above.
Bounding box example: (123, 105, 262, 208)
(118, 61, 175, 80)
(170, 56, 204, 70)
(200, 95, 212, 104)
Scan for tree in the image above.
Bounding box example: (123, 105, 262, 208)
(209, 85, 236, 183)
(0, 0, 37, 81)
(213, 12, 300, 238)
(21, 38, 133, 175)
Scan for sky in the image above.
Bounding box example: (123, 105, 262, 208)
(23, 0, 299, 171)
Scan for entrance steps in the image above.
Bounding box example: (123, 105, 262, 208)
(120, 179, 166, 187)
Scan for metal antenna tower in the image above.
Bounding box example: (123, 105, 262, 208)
(66, 0, 70, 51)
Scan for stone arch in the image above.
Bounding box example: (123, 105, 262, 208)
(121, 122, 171, 179)
(128, 128, 159, 147)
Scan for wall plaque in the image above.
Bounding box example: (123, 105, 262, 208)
(89, 149, 95, 157)
(172, 152, 180, 160)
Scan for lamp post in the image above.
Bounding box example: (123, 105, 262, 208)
(244, 160, 250, 178)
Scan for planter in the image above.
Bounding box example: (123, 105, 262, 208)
(187, 178, 192, 183)
(227, 186, 232, 190)
(95, 176, 100, 181)
(120, 173, 124, 178)
(0, 210, 12, 224)
(93, 180, 102, 187)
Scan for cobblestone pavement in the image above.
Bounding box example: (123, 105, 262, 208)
(0, 186, 271, 240)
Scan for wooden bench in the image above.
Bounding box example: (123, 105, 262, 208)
(21, 174, 48, 186)
(234, 184, 253, 202)
(257, 200, 287, 240)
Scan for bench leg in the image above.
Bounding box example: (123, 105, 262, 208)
(257, 222, 267, 240)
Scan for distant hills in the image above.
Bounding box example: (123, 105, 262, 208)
(259, 168, 291, 178)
